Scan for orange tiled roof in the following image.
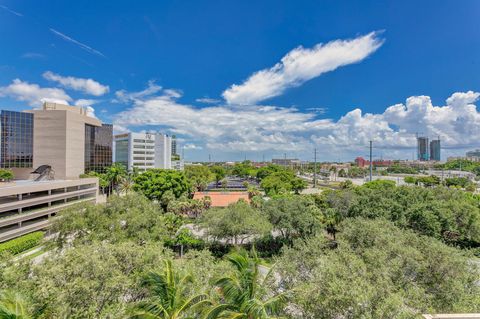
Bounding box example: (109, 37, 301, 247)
(193, 191, 250, 207)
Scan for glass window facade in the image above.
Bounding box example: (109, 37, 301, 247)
(0, 110, 34, 168)
(84, 124, 113, 173)
(115, 139, 129, 168)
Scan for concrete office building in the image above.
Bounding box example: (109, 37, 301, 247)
(0, 102, 111, 242)
(23, 102, 112, 179)
(114, 132, 172, 171)
(171, 134, 178, 157)
(429, 139, 441, 161)
(417, 136, 429, 161)
(466, 149, 480, 159)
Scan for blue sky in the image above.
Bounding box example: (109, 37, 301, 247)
(0, 0, 479, 162)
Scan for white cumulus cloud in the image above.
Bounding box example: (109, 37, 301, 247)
(222, 31, 384, 105)
(43, 71, 109, 96)
(0, 79, 71, 107)
(113, 83, 480, 160)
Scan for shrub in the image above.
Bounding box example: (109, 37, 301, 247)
(0, 169, 14, 182)
(0, 231, 44, 255)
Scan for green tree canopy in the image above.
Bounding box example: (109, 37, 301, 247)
(261, 196, 322, 241)
(185, 165, 214, 191)
(134, 169, 191, 203)
(277, 218, 480, 318)
(201, 201, 271, 245)
(51, 193, 183, 247)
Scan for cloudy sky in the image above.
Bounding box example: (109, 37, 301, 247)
(0, 1, 479, 162)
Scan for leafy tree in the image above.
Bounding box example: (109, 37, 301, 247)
(260, 170, 306, 196)
(130, 260, 210, 319)
(260, 173, 292, 196)
(220, 178, 228, 189)
(445, 177, 471, 188)
(404, 176, 417, 184)
(164, 228, 204, 257)
(134, 169, 191, 202)
(290, 177, 307, 194)
(386, 164, 419, 174)
(201, 201, 271, 245)
(262, 196, 322, 241)
(1, 242, 171, 318)
(338, 179, 354, 189)
(315, 184, 480, 246)
(0, 169, 14, 182)
(205, 250, 287, 319)
(256, 164, 282, 180)
(185, 165, 214, 191)
(168, 197, 211, 218)
(210, 166, 226, 188)
(417, 175, 441, 187)
(232, 161, 257, 178)
(277, 218, 480, 318)
(50, 193, 183, 247)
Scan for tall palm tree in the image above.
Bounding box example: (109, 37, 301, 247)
(0, 291, 33, 319)
(323, 208, 342, 240)
(130, 260, 210, 319)
(205, 250, 287, 319)
(106, 163, 127, 195)
(119, 175, 134, 194)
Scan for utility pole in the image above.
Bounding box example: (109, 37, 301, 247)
(369, 140, 373, 182)
(313, 148, 317, 188)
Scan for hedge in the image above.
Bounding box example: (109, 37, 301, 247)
(0, 231, 44, 255)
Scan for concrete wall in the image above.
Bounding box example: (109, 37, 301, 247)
(27, 106, 101, 180)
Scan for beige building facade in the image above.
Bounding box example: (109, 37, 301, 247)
(25, 103, 103, 180)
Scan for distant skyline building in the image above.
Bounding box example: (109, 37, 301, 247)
(466, 149, 480, 158)
(114, 132, 172, 171)
(429, 138, 441, 161)
(417, 136, 429, 161)
(272, 158, 301, 167)
(171, 134, 178, 156)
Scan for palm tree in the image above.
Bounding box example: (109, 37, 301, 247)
(130, 260, 210, 319)
(119, 175, 134, 194)
(205, 250, 287, 319)
(106, 163, 127, 196)
(0, 291, 33, 319)
(323, 208, 342, 240)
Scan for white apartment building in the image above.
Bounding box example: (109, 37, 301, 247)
(114, 132, 172, 171)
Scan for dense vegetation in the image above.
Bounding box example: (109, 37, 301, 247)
(0, 232, 43, 256)
(1, 164, 480, 318)
(437, 159, 480, 177)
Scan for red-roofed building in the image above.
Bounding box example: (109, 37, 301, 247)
(193, 191, 250, 207)
(355, 157, 393, 168)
